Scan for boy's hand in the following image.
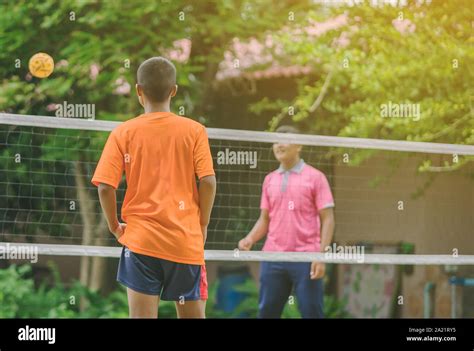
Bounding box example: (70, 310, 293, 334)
(109, 222, 126, 240)
(238, 236, 253, 251)
(310, 261, 325, 280)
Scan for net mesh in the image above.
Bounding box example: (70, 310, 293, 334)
(1, 113, 473, 260)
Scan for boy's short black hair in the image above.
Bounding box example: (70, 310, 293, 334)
(275, 125, 300, 134)
(137, 57, 176, 103)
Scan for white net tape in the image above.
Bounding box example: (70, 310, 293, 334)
(1, 242, 473, 265)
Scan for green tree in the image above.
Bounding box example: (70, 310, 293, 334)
(256, 0, 473, 170)
(0, 0, 317, 293)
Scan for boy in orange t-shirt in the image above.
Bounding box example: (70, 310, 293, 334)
(92, 57, 216, 318)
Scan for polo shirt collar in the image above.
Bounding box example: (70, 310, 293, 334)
(277, 159, 305, 174)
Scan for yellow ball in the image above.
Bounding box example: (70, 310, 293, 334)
(28, 53, 55, 78)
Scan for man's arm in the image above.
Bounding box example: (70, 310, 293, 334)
(199, 175, 217, 243)
(319, 207, 335, 253)
(238, 209, 269, 251)
(310, 207, 335, 279)
(98, 183, 125, 240)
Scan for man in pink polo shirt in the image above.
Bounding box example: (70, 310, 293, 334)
(238, 125, 335, 318)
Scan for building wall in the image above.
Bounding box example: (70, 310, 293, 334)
(333, 153, 473, 317)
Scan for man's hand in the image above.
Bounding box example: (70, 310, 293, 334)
(109, 222, 126, 241)
(237, 210, 268, 252)
(238, 236, 253, 251)
(310, 261, 325, 280)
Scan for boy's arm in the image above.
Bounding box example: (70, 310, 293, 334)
(319, 207, 335, 252)
(92, 130, 125, 240)
(238, 209, 269, 251)
(199, 175, 217, 243)
(310, 207, 335, 280)
(98, 183, 125, 240)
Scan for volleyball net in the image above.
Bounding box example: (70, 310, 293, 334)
(1, 112, 474, 265)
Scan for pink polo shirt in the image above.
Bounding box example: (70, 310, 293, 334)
(260, 160, 334, 252)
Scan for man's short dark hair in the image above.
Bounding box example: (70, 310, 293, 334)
(137, 57, 176, 103)
(275, 125, 300, 134)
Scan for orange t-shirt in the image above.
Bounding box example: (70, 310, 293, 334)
(91, 112, 214, 265)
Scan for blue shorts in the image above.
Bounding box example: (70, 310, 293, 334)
(117, 247, 208, 301)
(258, 262, 324, 318)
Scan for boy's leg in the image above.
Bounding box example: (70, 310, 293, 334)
(258, 262, 292, 318)
(175, 300, 206, 319)
(161, 262, 208, 318)
(289, 262, 324, 318)
(127, 288, 160, 318)
(117, 247, 164, 318)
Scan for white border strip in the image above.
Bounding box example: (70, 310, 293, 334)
(1, 113, 474, 155)
(2, 243, 474, 265)
(0, 113, 119, 131)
